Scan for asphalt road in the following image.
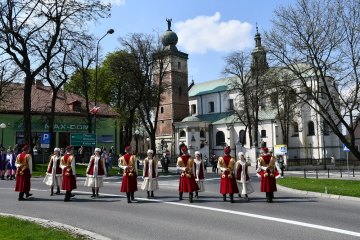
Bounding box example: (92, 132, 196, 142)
(1, 168, 360, 240)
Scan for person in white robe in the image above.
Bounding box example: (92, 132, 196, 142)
(194, 151, 205, 199)
(235, 152, 254, 201)
(84, 148, 107, 199)
(43, 148, 63, 196)
(141, 149, 159, 198)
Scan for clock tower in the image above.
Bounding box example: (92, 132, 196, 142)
(155, 19, 189, 155)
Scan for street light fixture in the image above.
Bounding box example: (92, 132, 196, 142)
(135, 130, 140, 155)
(93, 29, 114, 151)
(0, 123, 6, 147)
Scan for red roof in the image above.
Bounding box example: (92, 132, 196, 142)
(0, 82, 118, 117)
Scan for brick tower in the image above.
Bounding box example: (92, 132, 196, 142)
(155, 19, 189, 157)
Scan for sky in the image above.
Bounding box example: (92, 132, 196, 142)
(90, 0, 297, 84)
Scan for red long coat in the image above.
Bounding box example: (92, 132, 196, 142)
(258, 155, 277, 192)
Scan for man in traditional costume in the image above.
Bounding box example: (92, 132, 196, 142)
(257, 147, 277, 203)
(194, 151, 205, 199)
(119, 146, 138, 203)
(235, 152, 254, 201)
(60, 146, 77, 202)
(15, 145, 33, 201)
(85, 148, 107, 199)
(141, 149, 159, 198)
(43, 148, 63, 196)
(217, 146, 239, 203)
(176, 146, 199, 203)
(0, 148, 6, 180)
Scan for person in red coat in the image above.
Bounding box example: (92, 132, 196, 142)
(60, 146, 77, 202)
(176, 145, 199, 203)
(257, 147, 277, 203)
(119, 146, 138, 203)
(15, 145, 33, 201)
(217, 146, 239, 203)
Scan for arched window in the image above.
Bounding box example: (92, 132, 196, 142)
(293, 122, 299, 133)
(161, 107, 164, 114)
(216, 131, 225, 146)
(179, 86, 182, 98)
(239, 130, 246, 145)
(261, 130, 266, 138)
(180, 130, 186, 138)
(200, 129, 205, 138)
(308, 121, 315, 136)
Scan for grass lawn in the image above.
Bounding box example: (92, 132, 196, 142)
(0, 216, 81, 240)
(32, 164, 177, 177)
(277, 177, 360, 198)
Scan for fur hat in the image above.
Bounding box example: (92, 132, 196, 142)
(23, 145, 29, 151)
(125, 146, 131, 152)
(195, 151, 201, 156)
(224, 146, 231, 154)
(147, 149, 153, 154)
(95, 148, 101, 153)
(238, 152, 244, 157)
(181, 145, 188, 153)
(66, 145, 73, 151)
(263, 147, 269, 153)
(54, 148, 60, 152)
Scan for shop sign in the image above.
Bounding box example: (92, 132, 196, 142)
(14, 121, 91, 132)
(98, 135, 113, 143)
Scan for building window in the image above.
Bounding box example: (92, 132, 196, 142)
(178, 62, 181, 69)
(275, 126, 279, 137)
(161, 107, 164, 114)
(179, 86, 182, 97)
(228, 99, 234, 110)
(261, 130, 266, 138)
(216, 131, 225, 146)
(323, 122, 329, 135)
(180, 130, 186, 138)
(239, 130, 246, 145)
(292, 122, 299, 136)
(209, 102, 214, 113)
(191, 104, 196, 115)
(200, 129, 205, 138)
(308, 121, 315, 136)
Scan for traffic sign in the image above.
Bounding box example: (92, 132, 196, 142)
(70, 133, 96, 146)
(343, 144, 350, 152)
(41, 133, 51, 148)
(274, 145, 287, 155)
(166, 150, 170, 156)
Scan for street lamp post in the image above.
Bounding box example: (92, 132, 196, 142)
(135, 130, 140, 156)
(323, 134, 326, 170)
(93, 29, 114, 152)
(0, 123, 6, 147)
(146, 137, 150, 151)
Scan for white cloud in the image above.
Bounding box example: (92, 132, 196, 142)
(103, 0, 125, 6)
(174, 12, 253, 54)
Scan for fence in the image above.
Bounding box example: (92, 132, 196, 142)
(302, 168, 357, 179)
(288, 158, 360, 167)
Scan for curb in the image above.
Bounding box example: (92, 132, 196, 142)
(0, 213, 111, 240)
(276, 185, 360, 203)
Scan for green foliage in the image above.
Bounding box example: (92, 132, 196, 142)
(0, 216, 81, 239)
(277, 177, 360, 197)
(32, 164, 120, 177)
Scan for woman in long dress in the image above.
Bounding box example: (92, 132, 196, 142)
(141, 149, 159, 198)
(84, 148, 107, 199)
(43, 148, 63, 196)
(194, 151, 205, 199)
(235, 152, 254, 201)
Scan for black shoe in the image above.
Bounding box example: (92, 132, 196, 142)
(245, 194, 249, 201)
(195, 192, 199, 199)
(131, 192, 135, 201)
(64, 198, 72, 202)
(18, 198, 27, 201)
(127, 192, 132, 203)
(151, 191, 154, 198)
(230, 194, 235, 203)
(71, 194, 75, 198)
(223, 194, 226, 201)
(96, 189, 99, 198)
(91, 189, 96, 199)
(179, 192, 183, 200)
(25, 193, 33, 198)
(147, 191, 150, 199)
(238, 194, 241, 198)
(55, 187, 60, 194)
(50, 188, 54, 196)
(1, 175, 4, 180)
(6, 175, 9, 180)
(10, 175, 14, 180)
(189, 193, 193, 203)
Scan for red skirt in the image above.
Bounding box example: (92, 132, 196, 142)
(15, 168, 31, 192)
(259, 170, 277, 192)
(120, 174, 138, 193)
(220, 172, 239, 194)
(62, 174, 77, 191)
(178, 174, 199, 193)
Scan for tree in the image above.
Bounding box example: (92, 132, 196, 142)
(0, 60, 20, 107)
(0, 0, 111, 150)
(264, 0, 360, 159)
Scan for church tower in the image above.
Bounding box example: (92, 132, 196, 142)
(251, 25, 268, 77)
(154, 19, 189, 155)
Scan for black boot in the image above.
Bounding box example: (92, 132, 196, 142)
(25, 192, 33, 198)
(6, 175, 9, 180)
(127, 192, 131, 203)
(245, 194, 249, 201)
(223, 194, 226, 201)
(18, 192, 27, 201)
(10, 175, 13, 180)
(91, 189, 96, 199)
(55, 187, 60, 194)
(64, 191, 72, 202)
(147, 191, 150, 199)
(50, 187, 54, 196)
(195, 191, 199, 199)
(238, 194, 241, 198)
(96, 189, 99, 198)
(151, 191, 154, 198)
(1, 175, 4, 180)
(189, 192, 193, 203)
(131, 192, 135, 201)
(266, 192, 272, 203)
(230, 194, 235, 203)
(179, 192, 183, 200)
(71, 193, 75, 198)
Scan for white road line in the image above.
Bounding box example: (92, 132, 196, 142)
(1, 188, 360, 237)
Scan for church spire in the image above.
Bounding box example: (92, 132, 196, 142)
(255, 22, 261, 47)
(251, 23, 268, 76)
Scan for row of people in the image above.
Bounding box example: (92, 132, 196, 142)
(14, 145, 278, 204)
(0, 148, 18, 180)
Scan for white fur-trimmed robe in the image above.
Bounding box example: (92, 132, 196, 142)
(141, 157, 159, 191)
(43, 155, 63, 186)
(194, 159, 205, 192)
(235, 160, 254, 195)
(84, 156, 107, 188)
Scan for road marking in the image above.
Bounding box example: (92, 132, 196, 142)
(1, 188, 360, 237)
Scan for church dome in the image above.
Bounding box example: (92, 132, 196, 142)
(182, 116, 201, 122)
(161, 30, 178, 51)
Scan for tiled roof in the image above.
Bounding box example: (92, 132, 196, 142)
(188, 77, 237, 97)
(0, 82, 118, 117)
